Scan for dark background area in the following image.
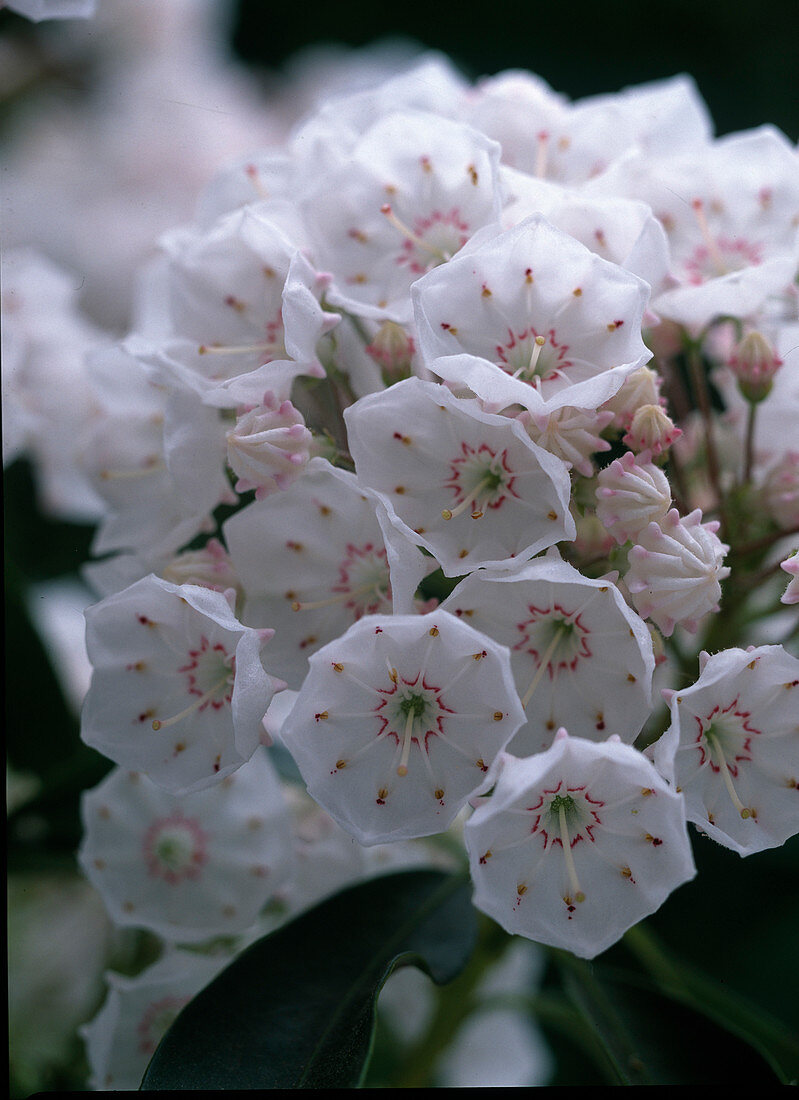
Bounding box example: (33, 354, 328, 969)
(231, 0, 798, 141)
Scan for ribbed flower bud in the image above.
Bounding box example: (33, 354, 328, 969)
(623, 402, 681, 456)
(595, 449, 672, 544)
(226, 392, 312, 499)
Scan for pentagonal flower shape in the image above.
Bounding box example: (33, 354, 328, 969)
(440, 554, 655, 755)
(344, 377, 574, 576)
(465, 733, 695, 958)
(224, 457, 424, 690)
(412, 214, 651, 413)
(656, 645, 799, 855)
(82, 575, 282, 793)
(300, 110, 503, 323)
(82, 949, 229, 1090)
(280, 611, 525, 845)
(78, 749, 292, 942)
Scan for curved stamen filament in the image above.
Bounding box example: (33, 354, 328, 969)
(558, 803, 585, 903)
(442, 474, 497, 521)
(152, 672, 232, 731)
(690, 199, 728, 277)
(706, 733, 754, 819)
(198, 341, 283, 356)
(100, 461, 165, 481)
(291, 581, 387, 612)
(381, 204, 450, 262)
(522, 624, 567, 708)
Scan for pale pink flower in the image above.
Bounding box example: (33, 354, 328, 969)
(78, 750, 292, 941)
(657, 645, 799, 855)
(465, 732, 695, 958)
(440, 554, 655, 756)
(81, 575, 283, 792)
(343, 376, 574, 576)
(82, 950, 229, 1090)
(280, 611, 525, 845)
(413, 214, 651, 414)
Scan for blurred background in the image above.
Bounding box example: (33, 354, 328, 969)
(3, 0, 798, 1093)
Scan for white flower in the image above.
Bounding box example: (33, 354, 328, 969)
(440, 554, 655, 756)
(626, 509, 730, 635)
(78, 749, 292, 942)
(413, 214, 652, 413)
(656, 645, 799, 855)
(595, 450, 672, 544)
(280, 611, 525, 845)
(465, 732, 696, 958)
(224, 457, 429, 689)
(344, 376, 575, 576)
(299, 110, 503, 323)
(81, 575, 283, 793)
(226, 392, 312, 498)
(591, 126, 799, 327)
(81, 949, 229, 1091)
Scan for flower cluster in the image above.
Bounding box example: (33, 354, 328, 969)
(7, 41, 798, 1088)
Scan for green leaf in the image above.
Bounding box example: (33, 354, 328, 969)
(141, 867, 477, 1090)
(552, 951, 783, 1085)
(624, 923, 799, 1085)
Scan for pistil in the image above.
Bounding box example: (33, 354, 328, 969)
(521, 624, 567, 708)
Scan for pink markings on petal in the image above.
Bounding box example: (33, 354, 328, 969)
(693, 698, 760, 776)
(495, 326, 572, 384)
(514, 604, 592, 675)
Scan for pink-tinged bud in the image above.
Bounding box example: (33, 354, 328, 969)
(727, 330, 782, 403)
(623, 403, 682, 456)
(365, 321, 416, 381)
(226, 393, 312, 500)
(601, 365, 662, 431)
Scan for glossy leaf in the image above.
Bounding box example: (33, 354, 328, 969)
(141, 867, 476, 1090)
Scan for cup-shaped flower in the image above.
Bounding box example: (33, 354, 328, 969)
(412, 214, 651, 413)
(280, 611, 526, 845)
(81, 575, 283, 792)
(224, 458, 430, 689)
(81, 949, 230, 1090)
(78, 748, 292, 942)
(440, 554, 655, 755)
(465, 732, 695, 958)
(344, 376, 574, 576)
(656, 645, 799, 855)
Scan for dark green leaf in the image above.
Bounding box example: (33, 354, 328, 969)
(141, 867, 476, 1090)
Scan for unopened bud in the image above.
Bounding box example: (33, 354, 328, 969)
(623, 404, 682, 456)
(365, 321, 415, 382)
(728, 331, 782, 403)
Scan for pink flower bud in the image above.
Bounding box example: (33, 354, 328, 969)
(727, 330, 782, 403)
(623, 403, 682, 455)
